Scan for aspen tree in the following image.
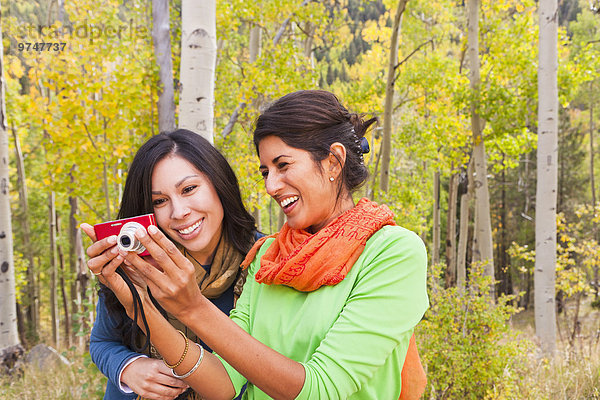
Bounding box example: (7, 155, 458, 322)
(535, 0, 558, 357)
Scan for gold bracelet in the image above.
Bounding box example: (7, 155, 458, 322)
(163, 330, 189, 369)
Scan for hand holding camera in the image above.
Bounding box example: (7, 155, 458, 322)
(93, 214, 156, 256)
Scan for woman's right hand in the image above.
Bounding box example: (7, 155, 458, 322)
(121, 357, 189, 400)
(80, 223, 137, 317)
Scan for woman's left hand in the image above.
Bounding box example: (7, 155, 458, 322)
(118, 225, 203, 320)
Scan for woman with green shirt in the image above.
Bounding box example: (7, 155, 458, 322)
(90, 90, 429, 399)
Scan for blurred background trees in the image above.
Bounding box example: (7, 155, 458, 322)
(2, 0, 600, 397)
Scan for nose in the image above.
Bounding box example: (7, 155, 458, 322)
(264, 171, 283, 198)
(170, 198, 191, 220)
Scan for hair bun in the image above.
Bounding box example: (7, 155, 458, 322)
(349, 114, 377, 139)
(349, 113, 361, 127)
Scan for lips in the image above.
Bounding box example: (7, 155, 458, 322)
(176, 219, 203, 235)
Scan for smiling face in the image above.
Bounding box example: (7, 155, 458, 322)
(151, 155, 224, 264)
(258, 135, 354, 233)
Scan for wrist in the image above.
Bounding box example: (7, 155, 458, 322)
(174, 295, 208, 327)
(141, 292, 156, 310)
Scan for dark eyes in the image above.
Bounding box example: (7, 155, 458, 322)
(152, 185, 197, 207)
(182, 185, 197, 194)
(260, 163, 288, 179)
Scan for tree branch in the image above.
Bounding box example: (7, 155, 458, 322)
(392, 38, 434, 85)
(273, 0, 312, 45)
(81, 122, 98, 151)
(221, 103, 246, 138)
(77, 196, 105, 221)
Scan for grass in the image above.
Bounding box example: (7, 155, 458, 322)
(511, 297, 600, 400)
(0, 348, 106, 400)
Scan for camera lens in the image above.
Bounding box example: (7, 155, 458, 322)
(117, 222, 147, 254)
(119, 236, 131, 247)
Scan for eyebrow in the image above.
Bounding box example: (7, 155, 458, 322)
(151, 174, 200, 194)
(259, 155, 291, 169)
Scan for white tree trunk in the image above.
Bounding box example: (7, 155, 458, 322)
(153, 0, 176, 133)
(0, 19, 20, 355)
(178, 0, 216, 143)
(535, 0, 558, 357)
(249, 24, 261, 63)
(467, 0, 494, 291)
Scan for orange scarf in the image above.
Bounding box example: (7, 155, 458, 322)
(242, 198, 395, 290)
(242, 198, 426, 399)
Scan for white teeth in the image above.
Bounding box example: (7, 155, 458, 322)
(280, 196, 299, 208)
(178, 220, 202, 235)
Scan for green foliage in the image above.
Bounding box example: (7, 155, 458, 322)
(4, 0, 157, 221)
(510, 209, 598, 302)
(418, 264, 533, 399)
(12, 251, 28, 304)
(3, 7, 600, 399)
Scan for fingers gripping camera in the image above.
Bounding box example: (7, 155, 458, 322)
(117, 222, 148, 253)
(93, 214, 156, 257)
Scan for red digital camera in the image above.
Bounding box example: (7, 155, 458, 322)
(93, 214, 156, 257)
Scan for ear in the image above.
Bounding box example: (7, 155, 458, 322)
(325, 142, 347, 179)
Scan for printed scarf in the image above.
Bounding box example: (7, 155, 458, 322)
(242, 197, 426, 400)
(183, 233, 244, 299)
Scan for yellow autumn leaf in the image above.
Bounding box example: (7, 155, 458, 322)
(362, 20, 384, 43)
(8, 58, 24, 79)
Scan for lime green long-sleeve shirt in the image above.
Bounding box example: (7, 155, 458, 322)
(219, 225, 429, 399)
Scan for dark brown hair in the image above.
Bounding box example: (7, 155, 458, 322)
(253, 90, 376, 194)
(118, 129, 255, 254)
(101, 129, 256, 348)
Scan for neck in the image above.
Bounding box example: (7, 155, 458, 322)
(186, 236, 222, 265)
(185, 249, 213, 266)
(185, 225, 224, 265)
(307, 196, 355, 234)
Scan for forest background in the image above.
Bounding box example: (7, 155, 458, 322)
(1, 0, 600, 398)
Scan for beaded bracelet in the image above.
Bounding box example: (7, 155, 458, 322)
(172, 343, 204, 379)
(163, 330, 189, 369)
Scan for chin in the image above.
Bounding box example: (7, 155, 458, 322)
(188, 241, 210, 253)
